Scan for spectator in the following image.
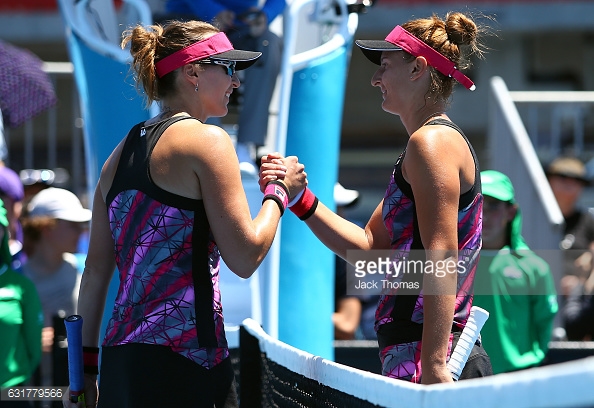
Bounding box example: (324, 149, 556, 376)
(473, 170, 558, 374)
(20, 187, 91, 385)
(161, 0, 285, 173)
(563, 268, 594, 341)
(545, 156, 594, 297)
(0, 196, 43, 408)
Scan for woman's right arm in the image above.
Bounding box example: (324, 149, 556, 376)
(78, 183, 117, 348)
(76, 140, 123, 349)
(304, 199, 391, 258)
(260, 153, 392, 259)
(259, 153, 391, 260)
(193, 126, 307, 278)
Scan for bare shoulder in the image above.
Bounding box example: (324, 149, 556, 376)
(156, 120, 239, 188)
(408, 123, 472, 166)
(166, 120, 234, 157)
(406, 122, 475, 190)
(404, 124, 465, 181)
(409, 123, 463, 150)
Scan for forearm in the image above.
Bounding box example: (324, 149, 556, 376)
(258, 154, 373, 260)
(77, 267, 114, 347)
(536, 318, 555, 353)
(304, 200, 372, 259)
(220, 200, 282, 278)
(421, 262, 457, 384)
(333, 297, 362, 340)
(533, 292, 558, 352)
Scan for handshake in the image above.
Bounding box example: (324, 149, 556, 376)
(259, 153, 318, 220)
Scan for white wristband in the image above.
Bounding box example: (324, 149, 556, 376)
(288, 189, 305, 207)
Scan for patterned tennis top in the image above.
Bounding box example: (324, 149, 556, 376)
(102, 116, 228, 369)
(376, 119, 483, 381)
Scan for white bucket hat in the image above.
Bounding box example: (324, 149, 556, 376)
(27, 187, 92, 223)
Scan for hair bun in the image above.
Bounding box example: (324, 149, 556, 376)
(445, 12, 478, 46)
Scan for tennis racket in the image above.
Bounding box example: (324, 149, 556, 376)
(447, 306, 490, 380)
(64, 314, 85, 404)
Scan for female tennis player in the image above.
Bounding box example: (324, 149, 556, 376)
(261, 12, 493, 384)
(63, 19, 306, 408)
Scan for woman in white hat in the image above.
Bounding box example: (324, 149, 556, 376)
(21, 187, 92, 388)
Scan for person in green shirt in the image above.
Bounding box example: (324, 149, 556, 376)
(473, 170, 558, 374)
(0, 196, 43, 393)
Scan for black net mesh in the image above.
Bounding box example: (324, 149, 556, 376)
(238, 325, 382, 408)
(259, 354, 382, 408)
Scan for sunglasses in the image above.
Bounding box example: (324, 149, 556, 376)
(196, 59, 236, 77)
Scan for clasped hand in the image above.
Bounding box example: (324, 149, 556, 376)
(259, 153, 307, 200)
(62, 374, 98, 408)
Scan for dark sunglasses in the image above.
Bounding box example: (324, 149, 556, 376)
(196, 59, 236, 77)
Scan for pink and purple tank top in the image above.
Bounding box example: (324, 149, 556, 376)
(102, 116, 228, 369)
(376, 119, 483, 381)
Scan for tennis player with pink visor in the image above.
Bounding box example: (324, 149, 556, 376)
(354, 13, 492, 383)
(260, 12, 492, 384)
(63, 20, 307, 408)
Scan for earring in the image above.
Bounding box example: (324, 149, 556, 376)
(195, 83, 199, 92)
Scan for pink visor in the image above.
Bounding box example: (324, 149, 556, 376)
(155, 32, 261, 78)
(355, 25, 476, 91)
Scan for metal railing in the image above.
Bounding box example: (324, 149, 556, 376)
(511, 90, 594, 163)
(487, 76, 565, 251)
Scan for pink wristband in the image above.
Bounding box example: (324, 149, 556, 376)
(289, 187, 318, 220)
(263, 180, 289, 215)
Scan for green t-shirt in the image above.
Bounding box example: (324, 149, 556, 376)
(0, 268, 44, 387)
(473, 248, 558, 374)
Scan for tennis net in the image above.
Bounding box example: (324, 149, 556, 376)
(239, 319, 423, 407)
(238, 318, 594, 408)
